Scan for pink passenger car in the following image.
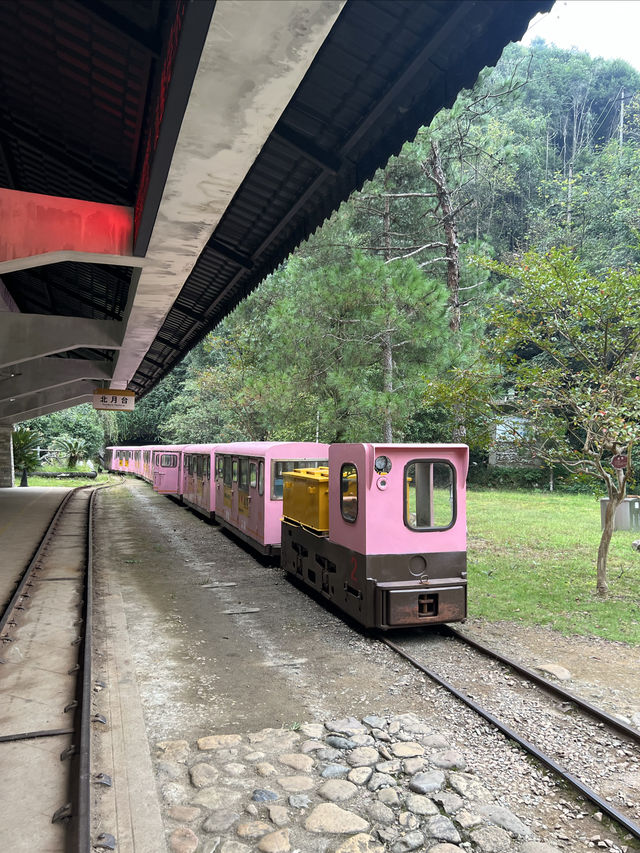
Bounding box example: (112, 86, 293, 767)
(281, 443, 468, 629)
(182, 444, 216, 519)
(213, 442, 329, 555)
(140, 446, 155, 483)
(152, 445, 186, 495)
(107, 446, 137, 473)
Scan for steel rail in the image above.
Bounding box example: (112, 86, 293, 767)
(446, 625, 640, 743)
(71, 485, 105, 853)
(379, 635, 640, 843)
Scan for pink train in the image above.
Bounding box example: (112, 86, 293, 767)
(106, 441, 468, 629)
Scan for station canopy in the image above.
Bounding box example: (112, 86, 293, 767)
(0, 0, 551, 424)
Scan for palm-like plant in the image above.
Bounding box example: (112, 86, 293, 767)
(54, 435, 88, 470)
(12, 427, 42, 474)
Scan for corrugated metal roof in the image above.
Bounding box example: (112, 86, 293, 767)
(131, 0, 551, 395)
(0, 0, 550, 401)
(0, 0, 172, 365)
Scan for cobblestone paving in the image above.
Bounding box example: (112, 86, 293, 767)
(157, 713, 567, 853)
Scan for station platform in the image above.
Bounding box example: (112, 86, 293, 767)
(0, 486, 69, 605)
(0, 479, 627, 853)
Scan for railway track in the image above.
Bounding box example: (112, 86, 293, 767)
(0, 486, 100, 853)
(379, 628, 640, 845)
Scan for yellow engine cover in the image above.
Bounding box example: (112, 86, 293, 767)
(283, 467, 329, 534)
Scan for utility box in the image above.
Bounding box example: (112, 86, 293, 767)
(600, 496, 640, 531)
(283, 467, 329, 533)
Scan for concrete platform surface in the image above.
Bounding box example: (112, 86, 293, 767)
(0, 487, 69, 604)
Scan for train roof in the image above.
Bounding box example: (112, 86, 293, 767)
(182, 444, 217, 453)
(214, 441, 329, 456)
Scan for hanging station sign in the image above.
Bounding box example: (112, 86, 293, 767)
(93, 388, 135, 412)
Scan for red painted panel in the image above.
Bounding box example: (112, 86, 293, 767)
(0, 188, 134, 263)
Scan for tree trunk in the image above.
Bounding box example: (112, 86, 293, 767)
(597, 468, 627, 596)
(566, 161, 573, 230)
(426, 140, 466, 442)
(428, 141, 461, 335)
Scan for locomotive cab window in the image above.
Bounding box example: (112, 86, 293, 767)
(160, 453, 177, 468)
(404, 460, 455, 530)
(340, 463, 358, 522)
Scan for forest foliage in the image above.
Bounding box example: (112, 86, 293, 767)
(29, 40, 640, 459)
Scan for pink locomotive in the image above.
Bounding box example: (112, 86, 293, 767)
(106, 440, 468, 629)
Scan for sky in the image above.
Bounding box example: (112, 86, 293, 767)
(521, 1, 640, 71)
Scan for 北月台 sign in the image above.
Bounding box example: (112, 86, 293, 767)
(93, 388, 135, 411)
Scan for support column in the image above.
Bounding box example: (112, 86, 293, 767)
(0, 426, 14, 488)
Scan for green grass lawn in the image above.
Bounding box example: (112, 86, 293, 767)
(24, 473, 113, 488)
(467, 490, 640, 645)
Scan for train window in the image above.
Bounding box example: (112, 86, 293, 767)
(232, 459, 238, 482)
(223, 456, 232, 486)
(258, 461, 264, 496)
(239, 458, 248, 491)
(271, 460, 295, 499)
(196, 456, 204, 477)
(404, 460, 456, 531)
(160, 454, 177, 468)
(216, 457, 223, 479)
(340, 463, 358, 522)
(249, 462, 257, 488)
(206, 457, 211, 479)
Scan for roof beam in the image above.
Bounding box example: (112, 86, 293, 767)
(272, 124, 341, 175)
(0, 380, 97, 425)
(206, 239, 254, 272)
(0, 189, 142, 275)
(0, 358, 112, 403)
(110, 0, 346, 390)
(0, 314, 123, 369)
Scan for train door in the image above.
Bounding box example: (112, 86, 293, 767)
(220, 456, 232, 520)
(211, 454, 220, 515)
(198, 454, 210, 513)
(185, 454, 194, 503)
(238, 457, 250, 530)
(246, 458, 262, 539)
(154, 452, 179, 493)
(152, 451, 163, 490)
(231, 456, 239, 523)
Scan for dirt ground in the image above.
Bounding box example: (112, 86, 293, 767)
(96, 478, 640, 852)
